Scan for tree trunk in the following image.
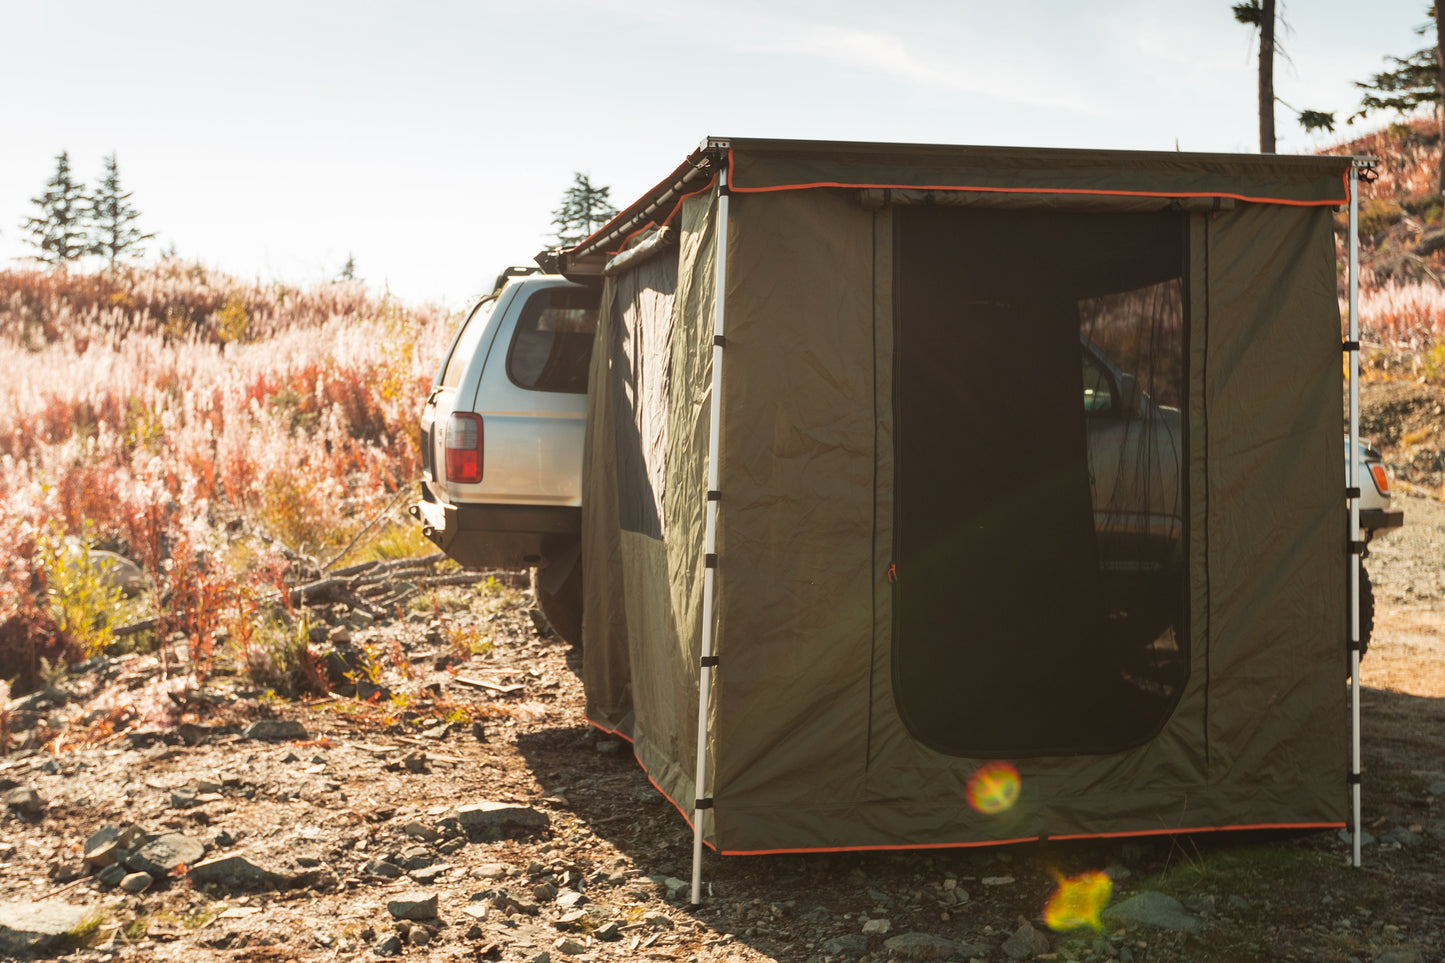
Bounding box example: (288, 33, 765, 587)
(1436, 2, 1444, 195)
(1259, 0, 1276, 153)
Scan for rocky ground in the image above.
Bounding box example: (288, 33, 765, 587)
(1, 485, 1442, 963)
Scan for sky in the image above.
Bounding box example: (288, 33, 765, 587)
(0, 0, 1432, 307)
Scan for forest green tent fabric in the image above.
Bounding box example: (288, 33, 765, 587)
(577, 138, 1353, 854)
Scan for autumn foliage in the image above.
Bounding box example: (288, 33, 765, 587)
(0, 260, 457, 692)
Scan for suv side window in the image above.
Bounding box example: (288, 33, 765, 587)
(440, 298, 496, 388)
(507, 288, 599, 394)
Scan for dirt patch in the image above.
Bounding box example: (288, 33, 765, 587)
(1, 533, 1442, 963)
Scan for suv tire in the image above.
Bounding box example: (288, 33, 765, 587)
(1357, 566, 1374, 661)
(534, 561, 583, 648)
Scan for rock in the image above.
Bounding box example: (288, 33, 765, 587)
(532, 881, 558, 901)
(465, 923, 484, 940)
(97, 863, 128, 887)
(861, 917, 892, 935)
(1375, 951, 1424, 963)
(475, 862, 509, 879)
(0, 902, 97, 955)
(529, 953, 552, 963)
(457, 801, 550, 837)
(642, 911, 671, 929)
(189, 854, 289, 890)
(243, 719, 309, 741)
(1101, 891, 1203, 933)
(1427, 779, 1445, 797)
(594, 921, 621, 941)
(5, 787, 44, 816)
(169, 787, 198, 808)
(82, 840, 120, 869)
(556, 937, 587, 955)
(1338, 828, 1377, 847)
(981, 875, 1015, 886)
(1383, 826, 1424, 847)
(387, 892, 438, 921)
(556, 891, 588, 910)
(398, 846, 434, 870)
(403, 820, 441, 842)
(361, 856, 401, 879)
(118, 871, 153, 894)
(408, 924, 435, 946)
(823, 933, 869, 958)
(126, 833, 205, 877)
(884, 932, 961, 960)
(1183, 893, 1216, 917)
(408, 865, 448, 884)
(1226, 894, 1250, 912)
(84, 547, 147, 596)
(403, 750, 428, 773)
(556, 909, 587, 929)
(1001, 922, 1051, 959)
(373, 933, 402, 956)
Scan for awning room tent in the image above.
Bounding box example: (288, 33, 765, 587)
(555, 138, 1372, 897)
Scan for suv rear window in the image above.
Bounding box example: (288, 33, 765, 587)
(507, 288, 599, 394)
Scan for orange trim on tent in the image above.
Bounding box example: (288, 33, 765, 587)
(604, 174, 720, 258)
(586, 709, 1345, 856)
(584, 716, 634, 743)
(717, 822, 1346, 856)
(724, 149, 1350, 208)
(584, 714, 718, 852)
(1048, 821, 1346, 842)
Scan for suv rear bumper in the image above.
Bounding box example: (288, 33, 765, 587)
(411, 486, 580, 570)
(1360, 508, 1404, 533)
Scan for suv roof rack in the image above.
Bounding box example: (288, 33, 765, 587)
(492, 265, 541, 293)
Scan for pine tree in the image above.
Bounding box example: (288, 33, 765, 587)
(1351, 5, 1445, 193)
(339, 253, 358, 281)
(550, 173, 619, 248)
(87, 153, 154, 265)
(1233, 0, 1277, 152)
(20, 152, 89, 265)
(1232, 1, 1338, 144)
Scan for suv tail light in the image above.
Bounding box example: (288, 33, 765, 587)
(445, 413, 484, 484)
(1368, 463, 1390, 495)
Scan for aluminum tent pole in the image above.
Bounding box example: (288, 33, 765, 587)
(691, 169, 729, 906)
(1347, 161, 1363, 869)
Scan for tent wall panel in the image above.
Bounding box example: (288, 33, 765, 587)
(1202, 204, 1346, 814)
(578, 139, 1355, 856)
(712, 189, 878, 816)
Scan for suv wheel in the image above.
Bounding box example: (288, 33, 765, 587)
(533, 562, 583, 648)
(1356, 566, 1374, 662)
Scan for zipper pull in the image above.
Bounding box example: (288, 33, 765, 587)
(887, 563, 898, 583)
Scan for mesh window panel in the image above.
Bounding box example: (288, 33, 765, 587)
(892, 206, 1187, 757)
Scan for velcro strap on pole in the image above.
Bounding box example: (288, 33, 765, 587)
(1342, 340, 1360, 352)
(1349, 541, 1366, 556)
(705, 553, 717, 569)
(694, 798, 715, 810)
(1347, 772, 1362, 786)
(707, 490, 721, 502)
(1345, 487, 1361, 499)
(713, 335, 726, 348)
(700, 656, 719, 668)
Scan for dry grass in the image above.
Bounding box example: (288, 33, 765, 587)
(0, 261, 457, 691)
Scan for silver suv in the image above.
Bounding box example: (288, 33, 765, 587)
(414, 273, 1402, 652)
(411, 270, 597, 643)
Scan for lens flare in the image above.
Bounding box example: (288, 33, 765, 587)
(1043, 870, 1113, 932)
(965, 761, 1021, 815)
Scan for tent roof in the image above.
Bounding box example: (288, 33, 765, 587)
(552, 137, 1362, 276)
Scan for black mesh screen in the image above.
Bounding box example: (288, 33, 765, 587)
(891, 206, 1187, 757)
